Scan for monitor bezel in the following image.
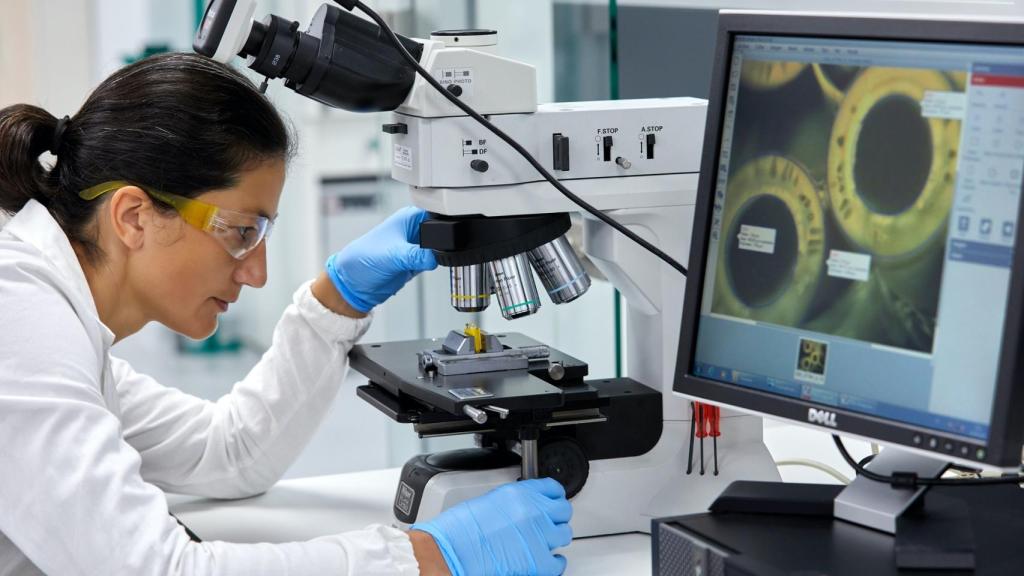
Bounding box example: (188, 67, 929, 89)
(675, 11, 1024, 469)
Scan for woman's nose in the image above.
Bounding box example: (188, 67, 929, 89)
(234, 240, 268, 288)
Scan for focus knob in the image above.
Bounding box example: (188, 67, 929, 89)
(539, 438, 589, 498)
(470, 159, 489, 173)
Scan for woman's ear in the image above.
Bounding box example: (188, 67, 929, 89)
(106, 186, 152, 251)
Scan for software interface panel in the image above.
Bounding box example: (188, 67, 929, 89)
(696, 35, 1024, 445)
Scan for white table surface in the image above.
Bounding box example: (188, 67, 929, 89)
(165, 425, 864, 574)
(167, 467, 651, 575)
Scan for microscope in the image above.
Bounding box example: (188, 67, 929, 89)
(195, 0, 781, 538)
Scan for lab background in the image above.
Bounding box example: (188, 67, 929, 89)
(2, 0, 1018, 486)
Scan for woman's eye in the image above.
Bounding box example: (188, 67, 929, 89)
(236, 226, 256, 240)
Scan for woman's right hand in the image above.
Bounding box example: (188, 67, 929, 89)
(324, 206, 436, 314)
(411, 478, 573, 576)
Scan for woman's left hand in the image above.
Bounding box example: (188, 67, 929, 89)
(325, 206, 438, 314)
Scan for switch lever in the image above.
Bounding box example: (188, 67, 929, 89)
(484, 405, 510, 419)
(552, 133, 570, 171)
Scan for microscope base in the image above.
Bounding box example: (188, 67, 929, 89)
(395, 416, 781, 538)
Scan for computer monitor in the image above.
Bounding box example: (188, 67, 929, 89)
(676, 11, 1024, 475)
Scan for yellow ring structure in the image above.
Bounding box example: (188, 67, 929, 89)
(812, 64, 856, 105)
(713, 156, 826, 326)
(827, 68, 960, 258)
(741, 61, 807, 90)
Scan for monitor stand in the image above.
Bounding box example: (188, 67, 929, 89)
(833, 446, 949, 534)
(702, 447, 975, 571)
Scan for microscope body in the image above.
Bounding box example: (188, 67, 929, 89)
(192, 0, 779, 539)
(358, 31, 781, 537)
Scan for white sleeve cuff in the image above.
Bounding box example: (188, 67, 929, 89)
(293, 280, 373, 345)
(316, 524, 420, 576)
(379, 525, 420, 576)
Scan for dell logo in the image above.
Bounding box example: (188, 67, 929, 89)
(808, 408, 837, 428)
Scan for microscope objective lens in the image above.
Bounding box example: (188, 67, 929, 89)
(450, 264, 492, 312)
(527, 235, 592, 304)
(487, 254, 542, 319)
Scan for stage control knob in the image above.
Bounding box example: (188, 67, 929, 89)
(539, 438, 590, 498)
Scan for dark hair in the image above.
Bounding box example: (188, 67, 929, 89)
(0, 52, 294, 262)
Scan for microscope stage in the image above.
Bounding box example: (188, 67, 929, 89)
(350, 333, 592, 419)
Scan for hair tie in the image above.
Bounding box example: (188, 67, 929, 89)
(50, 116, 71, 156)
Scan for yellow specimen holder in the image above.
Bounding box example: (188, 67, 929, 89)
(464, 323, 485, 353)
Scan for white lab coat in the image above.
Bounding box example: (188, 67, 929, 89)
(0, 199, 420, 575)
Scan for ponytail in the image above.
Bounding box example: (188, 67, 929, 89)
(0, 104, 62, 214)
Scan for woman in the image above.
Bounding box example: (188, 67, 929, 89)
(0, 53, 571, 575)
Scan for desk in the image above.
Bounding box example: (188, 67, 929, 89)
(654, 483, 1024, 575)
(167, 468, 651, 575)
(164, 424, 866, 572)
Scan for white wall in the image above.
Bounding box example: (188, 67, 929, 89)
(92, 0, 150, 81)
(0, 1, 92, 226)
(1, 0, 94, 113)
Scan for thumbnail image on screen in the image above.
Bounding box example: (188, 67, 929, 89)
(711, 60, 967, 353)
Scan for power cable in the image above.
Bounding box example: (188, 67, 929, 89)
(832, 435, 1024, 487)
(339, 0, 689, 276)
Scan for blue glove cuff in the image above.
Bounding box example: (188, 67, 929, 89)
(325, 255, 373, 313)
(410, 524, 466, 576)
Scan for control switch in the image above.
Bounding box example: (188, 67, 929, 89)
(553, 133, 570, 171)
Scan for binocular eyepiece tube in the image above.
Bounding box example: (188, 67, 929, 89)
(446, 235, 592, 320)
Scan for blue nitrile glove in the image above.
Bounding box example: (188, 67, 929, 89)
(325, 206, 437, 313)
(411, 478, 573, 576)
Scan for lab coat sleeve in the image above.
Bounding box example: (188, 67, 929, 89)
(0, 278, 418, 575)
(117, 280, 373, 498)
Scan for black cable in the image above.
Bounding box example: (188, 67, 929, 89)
(857, 453, 875, 469)
(342, 0, 689, 276)
(832, 435, 1024, 487)
(686, 402, 696, 475)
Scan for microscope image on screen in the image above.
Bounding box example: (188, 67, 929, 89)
(711, 59, 968, 353)
(795, 337, 829, 385)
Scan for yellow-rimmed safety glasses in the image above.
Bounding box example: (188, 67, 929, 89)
(79, 180, 275, 260)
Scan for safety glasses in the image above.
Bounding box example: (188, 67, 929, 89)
(79, 180, 275, 260)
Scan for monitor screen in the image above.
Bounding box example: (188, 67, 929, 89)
(692, 32, 1024, 453)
